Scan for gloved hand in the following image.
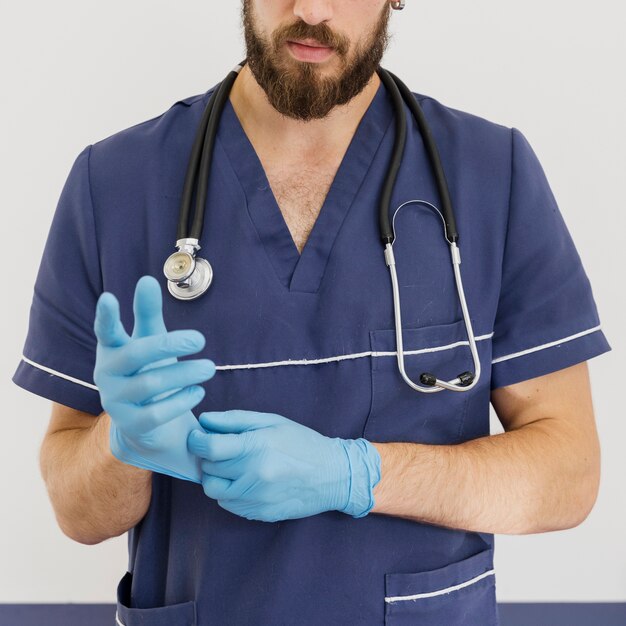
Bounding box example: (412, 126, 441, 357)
(93, 275, 216, 483)
(186, 409, 381, 522)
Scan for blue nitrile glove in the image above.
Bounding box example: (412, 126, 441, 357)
(93, 275, 216, 483)
(186, 409, 382, 522)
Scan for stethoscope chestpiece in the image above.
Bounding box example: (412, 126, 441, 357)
(163, 238, 213, 300)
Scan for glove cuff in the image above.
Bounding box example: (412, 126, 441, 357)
(338, 438, 382, 519)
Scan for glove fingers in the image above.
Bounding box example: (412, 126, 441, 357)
(201, 474, 234, 501)
(132, 275, 168, 338)
(188, 430, 246, 462)
(129, 385, 206, 430)
(94, 292, 130, 348)
(111, 329, 206, 376)
(199, 457, 243, 480)
(124, 359, 216, 404)
(199, 409, 281, 434)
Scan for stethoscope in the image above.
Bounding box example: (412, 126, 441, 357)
(163, 59, 481, 393)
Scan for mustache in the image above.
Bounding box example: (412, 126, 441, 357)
(272, 19, 350, 56)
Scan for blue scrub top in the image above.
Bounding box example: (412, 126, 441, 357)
(13, 76, 611, 626)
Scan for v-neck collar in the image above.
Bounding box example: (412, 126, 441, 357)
(217, 78, 394, 294)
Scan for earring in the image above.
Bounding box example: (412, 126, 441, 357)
(391, 0, 405, 9)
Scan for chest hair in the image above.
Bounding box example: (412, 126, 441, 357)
(264, 164, 340, 255)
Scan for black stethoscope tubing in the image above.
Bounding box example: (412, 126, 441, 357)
(166, 58, 481, 392)
(177, 59, 459, 247)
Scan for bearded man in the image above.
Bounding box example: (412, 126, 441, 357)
(14, 2, 610, 625)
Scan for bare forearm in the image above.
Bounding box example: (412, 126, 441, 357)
(40, 412, 152, 545)
(370, 419, 600, 534)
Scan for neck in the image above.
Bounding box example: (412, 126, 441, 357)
(228, 64, 381, 154)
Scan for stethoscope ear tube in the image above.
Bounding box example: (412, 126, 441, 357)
(385, 69, 459, 245)
(377, 68, 407, 244)
(377, 68, 477, 392)
(385, 241, 481, 392)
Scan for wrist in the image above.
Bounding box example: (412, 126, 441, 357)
(108, 417, 130, 464)
(337, 438, 382, 518)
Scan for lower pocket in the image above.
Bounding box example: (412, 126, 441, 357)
(115, 571, 197, 626)
(384, 548, 498, 626)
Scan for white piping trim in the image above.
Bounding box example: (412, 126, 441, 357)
(217, 350, 375, 371)
(19, 330, 495, 386)
(370, 332, 494, 360)
(215, 332, 494, 371)
(491, 325, 602, 365)
(385, 568, 495, 603)
(115, 611, 125, 626)
(21, 355, 98, 390)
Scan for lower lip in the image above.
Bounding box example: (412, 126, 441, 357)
(286, 41, 334, 63)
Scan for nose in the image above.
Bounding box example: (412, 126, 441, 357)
(292, 0, 334, 25)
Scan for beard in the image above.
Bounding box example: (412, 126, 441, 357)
(241, 0, 391, 121)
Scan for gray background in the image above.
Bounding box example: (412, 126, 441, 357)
(1, 0, 623, 603)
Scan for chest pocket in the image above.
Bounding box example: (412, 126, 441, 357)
(362, 319, 490, 444)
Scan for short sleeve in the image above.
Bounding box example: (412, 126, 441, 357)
(490, 128, 611, 389)
(12, 145, 104, 415)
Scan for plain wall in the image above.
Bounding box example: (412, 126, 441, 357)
(1, 0, 623, 603)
